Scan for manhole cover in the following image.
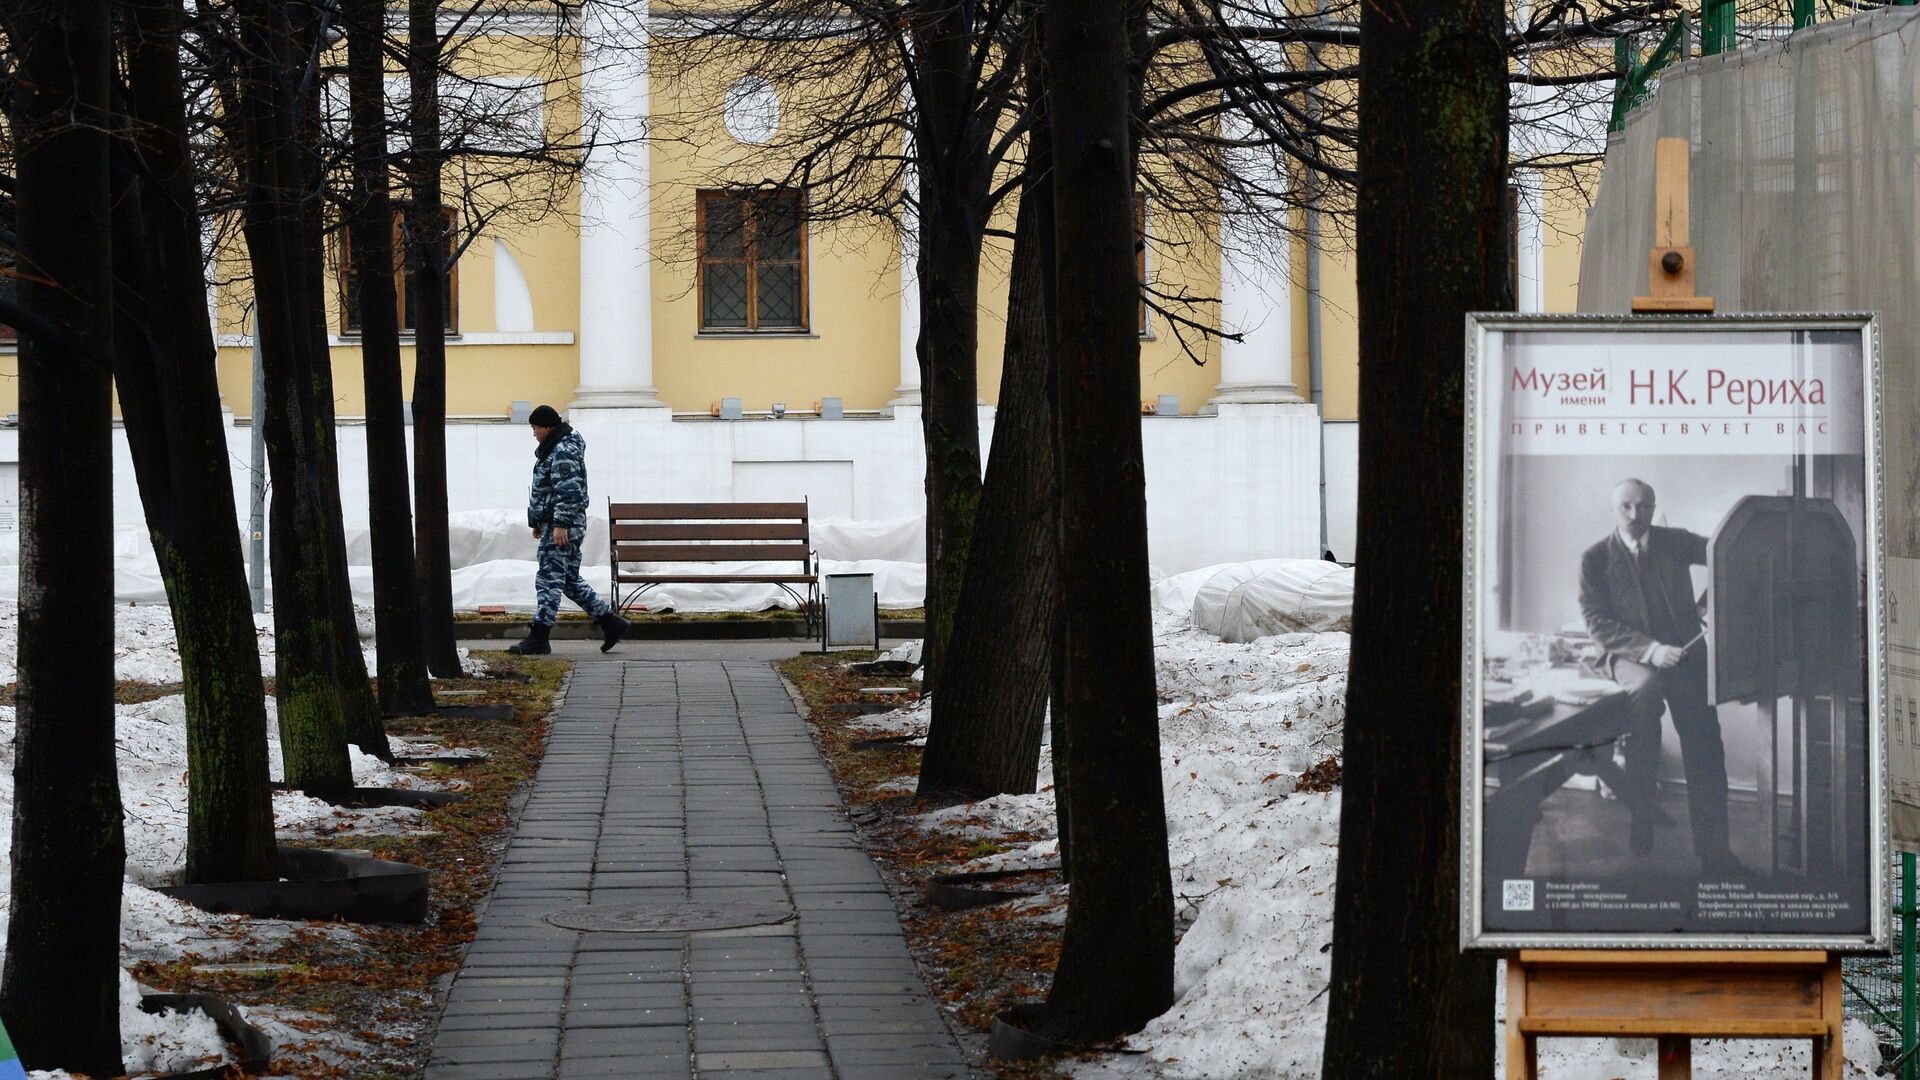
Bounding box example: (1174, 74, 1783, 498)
(544, 902, 795, 933)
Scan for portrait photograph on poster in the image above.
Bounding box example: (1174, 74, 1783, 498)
(1461, 314, 1887, 950)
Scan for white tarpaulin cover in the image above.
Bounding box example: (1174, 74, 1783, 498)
(0, 511, 929, 611)
(1155, 559, 1354, 641)
(1580, 7, 1920, 846)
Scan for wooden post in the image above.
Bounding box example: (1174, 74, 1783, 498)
(1632, 136, 1716, 314)
(1505, 956, 1536, 1080)
(1657, 1035, 1692, 1079)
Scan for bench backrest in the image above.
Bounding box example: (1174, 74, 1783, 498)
(607, 501, 811, 569)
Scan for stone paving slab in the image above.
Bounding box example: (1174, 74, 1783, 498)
(425, 659, 973, 1079)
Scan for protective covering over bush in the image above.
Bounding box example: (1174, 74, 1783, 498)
(1155, 558, 1353, 641)
(0, 511, 932, 611)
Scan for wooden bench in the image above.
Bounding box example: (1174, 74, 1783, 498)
(607, 501, 820, 633)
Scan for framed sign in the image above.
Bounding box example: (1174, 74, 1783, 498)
(1460, 313, 1886, 950)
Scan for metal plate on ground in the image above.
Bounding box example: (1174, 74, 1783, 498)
(544, 902, 795, 933)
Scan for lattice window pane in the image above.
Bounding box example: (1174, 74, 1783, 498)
(756, 262, 802, 327)
(0, 254, 15, 340)
(758, 195, 802, 261)
(705, 198, 747, 259)
(343, 265, 364, 332)
(704, 263, 749, 327)
(395, 209, 456, 333)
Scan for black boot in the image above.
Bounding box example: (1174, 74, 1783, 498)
(597, 611, 630, 653)
(507, 622, 552, 655)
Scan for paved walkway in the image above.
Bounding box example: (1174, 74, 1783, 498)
(423, 658, 971, 1079)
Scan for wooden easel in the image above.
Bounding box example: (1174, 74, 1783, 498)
(1505, 950, 1844, 1079)
(1633, 137, 1716, 315)
(1502, 137, 1847, 1079)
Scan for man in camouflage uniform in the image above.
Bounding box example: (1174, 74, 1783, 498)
(508, 405, 630, 655)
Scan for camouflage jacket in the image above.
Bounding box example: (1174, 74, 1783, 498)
(528, 428, 590, 531)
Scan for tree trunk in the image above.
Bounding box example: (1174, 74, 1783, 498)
(911, 6, 991, 692)
(917, 93, 1056, 800)
(115, 0, 278, 886)
(1320, 0, 1508, 1074)
(1037, 0, 1174, 1042)
(303, 109, 391, 762)
(0, 0, 125, 1069)
(408, 0, 464, 679)
(233, 0, 356, 801)
(1031, 46, 1071, 872)
(346, 0, 436, 719)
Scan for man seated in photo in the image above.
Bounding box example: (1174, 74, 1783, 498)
(1577, 478, 1745, 878)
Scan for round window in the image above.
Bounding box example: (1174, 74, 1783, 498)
(723, 77, 780, 145)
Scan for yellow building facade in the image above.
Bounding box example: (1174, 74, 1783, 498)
(0, 14, 1596, 568)
(0, 18, 1594, 427)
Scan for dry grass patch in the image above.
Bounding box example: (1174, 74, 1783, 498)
(130, 654, 569, 1078)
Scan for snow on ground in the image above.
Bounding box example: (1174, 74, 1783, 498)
(117, 971, 231, 1076)
(889, 613, 1882, 1079)
(0, 513, 932, 611)
(0, 603, 476, 1078)
(0, 600, 486, 684)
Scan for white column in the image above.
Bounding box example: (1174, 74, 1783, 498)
(1516, 175, 1546, 313)
(1511, 0, 1547, 314)
(573, 3, 666, 410)
(1215, 231, 1303, 404)
(891, 152, 922, 408)
(1214, 110, 1303, 406)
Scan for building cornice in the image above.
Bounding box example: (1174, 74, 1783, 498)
(216, 330, 576, 348)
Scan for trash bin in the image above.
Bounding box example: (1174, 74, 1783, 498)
(823, 573, 878, 651)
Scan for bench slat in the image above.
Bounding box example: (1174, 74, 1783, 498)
(608, 502, 809, 521)
(616, 574, 818, 584)
(611, 522, 810, 542)
(615, 543, 811, 564)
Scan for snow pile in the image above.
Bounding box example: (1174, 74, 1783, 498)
(0, 695, 437, 894)
(0, 510, 934, 610)
(0, 609, 458, 1074)
(20, 970, 246, 1080)
(908, 615, 1345, 1075)
(0, 600, 487, 686)
(117, 971, 233, 1076)
(416, 507, 934, 610)
(1488, 1010, 1881, 1080)
(893, 614, 1879, 1079)
(847, 693, 930, 741)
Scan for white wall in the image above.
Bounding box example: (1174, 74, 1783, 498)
(1323, 421, 1358, 563)
(0, 400, 1326, 579)
(1142, 403, 1322, 572)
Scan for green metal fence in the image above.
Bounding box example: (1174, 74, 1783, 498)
(1603, 7, 1920, 1060)
(1844, 852, 1918, 1077)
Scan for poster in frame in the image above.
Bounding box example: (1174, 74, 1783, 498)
(1459, 312, 1887, 951)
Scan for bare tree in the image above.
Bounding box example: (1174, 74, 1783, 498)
(651, 0, 1028, 691)
(406, 0, 460, 678)
(397, 0, 591, 677)
(343, 0, 435, 718)
(1034, 0, 1175, 1042)
(114, 0, 278, 883)
(918, 10, 1055, 800)
(219, 0, 359, 800)
(0, 0, 124, 1068)
(1320, 0, 1510, 1073)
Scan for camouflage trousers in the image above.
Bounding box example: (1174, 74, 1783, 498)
(534, 523, 610, 627)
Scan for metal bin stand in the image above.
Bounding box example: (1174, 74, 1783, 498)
(823, 573, 878, 652)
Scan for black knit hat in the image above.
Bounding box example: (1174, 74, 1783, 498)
(528, 404, 563, 428)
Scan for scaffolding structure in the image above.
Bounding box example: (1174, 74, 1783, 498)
(1585, 7, 1920, 1072)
